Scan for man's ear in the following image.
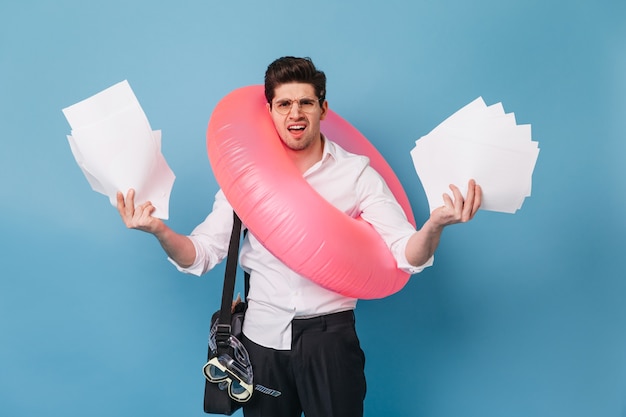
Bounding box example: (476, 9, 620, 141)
(266, 102, 272, 113)
(320, 100, 329, 120)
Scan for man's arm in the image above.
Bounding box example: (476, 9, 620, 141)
(116, 189, 196, 268)
(406, 179, 482, 267)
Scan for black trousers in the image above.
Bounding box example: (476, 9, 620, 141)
(242, 310, 367, 417)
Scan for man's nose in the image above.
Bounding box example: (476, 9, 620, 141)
(288, 101, 304, 117)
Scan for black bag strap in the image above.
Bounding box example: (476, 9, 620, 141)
(215, 211, 248, 348)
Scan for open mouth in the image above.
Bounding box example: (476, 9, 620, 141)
(288, 124, 306, 132)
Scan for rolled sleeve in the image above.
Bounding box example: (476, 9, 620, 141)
(168, 189, 233, 276)
(392, 234, 434, 274)
(167, 237, 207, 276)
(357, 167, 434, 275)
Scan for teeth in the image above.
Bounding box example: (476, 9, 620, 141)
(289, 126, 305, 131)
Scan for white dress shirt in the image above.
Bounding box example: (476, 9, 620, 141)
(171, 138, 433, 350)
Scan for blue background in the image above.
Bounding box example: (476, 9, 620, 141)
(1, 1, 625, 416)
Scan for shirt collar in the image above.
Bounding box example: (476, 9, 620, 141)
(304, 134, 336, 177)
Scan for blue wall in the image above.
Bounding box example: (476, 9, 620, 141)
(1, 1, 625, 416)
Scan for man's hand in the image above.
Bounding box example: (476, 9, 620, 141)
(430, 179, 482, 228)
(116, 189, 164, 235)
(405, 179, 482, 267)
(116, 189, 195, 267)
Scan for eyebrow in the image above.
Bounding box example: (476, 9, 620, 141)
(274, 96, 317, 101)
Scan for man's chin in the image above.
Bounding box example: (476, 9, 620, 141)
(283, 138, 309, 151)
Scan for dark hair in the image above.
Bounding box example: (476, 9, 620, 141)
(264, 56, 326, 105)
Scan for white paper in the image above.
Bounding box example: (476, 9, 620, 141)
(411, 97, 539, 214)
(63, 80, 175, 219)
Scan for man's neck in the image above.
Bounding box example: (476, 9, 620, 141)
(286, 135, 325, 174)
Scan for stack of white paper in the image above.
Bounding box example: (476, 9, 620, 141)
(62, 80, 175, 219)
(410, 97, 539, 214)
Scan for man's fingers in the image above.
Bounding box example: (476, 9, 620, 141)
(138, 202, 155, 219)
(126, 189, 136, 206)
(115, 189, 158, 232)
(441, 192, 454, 209)
(116, 192, 125, 210)
(122, 189, 137, 217)
(448, 184, 462, 200)
(448, 184, 465, 216)
(471, 184, 482, 217)
(461, 180, 476, 221)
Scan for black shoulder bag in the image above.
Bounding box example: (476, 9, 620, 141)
(203, 212, 251, 415)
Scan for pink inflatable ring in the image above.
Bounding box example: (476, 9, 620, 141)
(207, 85, 414, 299)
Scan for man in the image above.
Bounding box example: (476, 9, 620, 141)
(117, 56, 481, 417)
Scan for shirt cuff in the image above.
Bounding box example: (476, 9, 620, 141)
(398, 253, 434, 274)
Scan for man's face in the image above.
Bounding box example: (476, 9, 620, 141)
(268, 82, 327, 152)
